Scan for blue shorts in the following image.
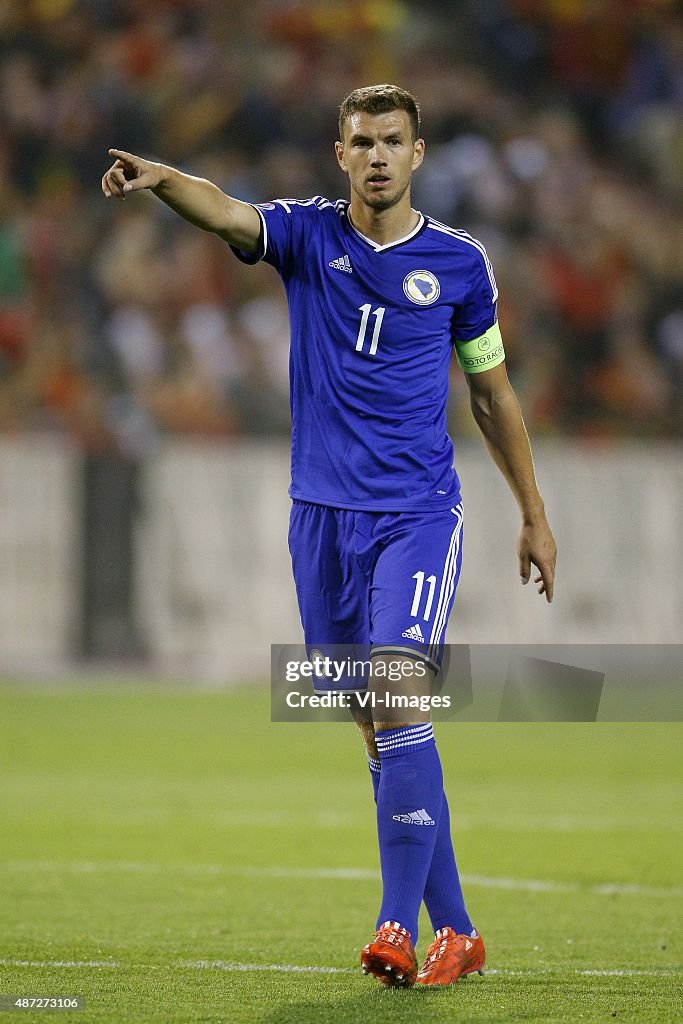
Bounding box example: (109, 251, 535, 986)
(288, 500, 464, 690)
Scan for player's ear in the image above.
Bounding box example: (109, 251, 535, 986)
(335, 141, 348, 173)
(412, 138, 425, 171)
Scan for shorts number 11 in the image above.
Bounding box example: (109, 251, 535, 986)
(411, 571, 437, 621)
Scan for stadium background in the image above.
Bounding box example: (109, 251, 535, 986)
(1, 4, 681, 1023)
(1, 0, 682, 674)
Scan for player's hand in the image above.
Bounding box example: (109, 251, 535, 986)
(518, 515, 557, 603)
(101, 149, 164, 200)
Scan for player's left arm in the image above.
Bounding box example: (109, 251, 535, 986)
(466, 362, 557, 602)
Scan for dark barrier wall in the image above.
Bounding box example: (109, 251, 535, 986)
(81, 455, 142, 659)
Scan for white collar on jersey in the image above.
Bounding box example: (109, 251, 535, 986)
(345, 208, 425, 253)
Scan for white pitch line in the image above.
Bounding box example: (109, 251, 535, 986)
(185, 961, 350, 974)
(462, 874, 683, 898)
(0, 959, 678, 979)
(0, 960, 121, 968)
(239, 866, 379, 881)
(239, 867, 681, 898)
(3, 861, 681, 898)
(484, 968, 680, 978)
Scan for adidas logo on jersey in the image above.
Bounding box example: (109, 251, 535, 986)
(392, 808, 436, 826)
(328, 254, 353, 273)
(401, 623, 424, 643)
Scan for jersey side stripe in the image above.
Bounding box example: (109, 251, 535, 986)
(428, 504, 462, 647)
(427, 221, 498, 302)
(274, 196, 334, 214)
(430, 507, 462, 643)
(252, 204, 268, 260)
(431, 512, 463, 648)
(430, 220, 498, 300)
(429, 504, 464, 645)
(427, 217, 493, 254)
(426, 222, 498, 302)
(429, 525, 458, 647)
(432, 508, 463, 646)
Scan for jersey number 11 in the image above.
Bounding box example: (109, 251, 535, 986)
(355, 304, 386, 356)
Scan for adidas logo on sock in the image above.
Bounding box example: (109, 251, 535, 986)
(328, 254, 353, 273)
(392, 808, 436, 826)
(401, 623, 424, 642)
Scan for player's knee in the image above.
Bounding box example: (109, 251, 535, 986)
(353, 715, 378, 758)
(373, 719, 428, 733)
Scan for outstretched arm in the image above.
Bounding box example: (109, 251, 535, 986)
(466, 362, 557, 602)
(101, 149, 261, 253)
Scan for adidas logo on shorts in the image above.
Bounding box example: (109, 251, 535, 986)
(392, 808, 436, 825)
(328, 254, 353, 273)
(401, 623, 424, 643)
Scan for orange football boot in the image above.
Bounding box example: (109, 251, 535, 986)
(416, 927, 486, 985)
(361, 920, 419, 988)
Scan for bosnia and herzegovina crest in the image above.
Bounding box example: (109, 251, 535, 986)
(403, 270, 440, 305)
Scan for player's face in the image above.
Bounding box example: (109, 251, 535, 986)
(335, 110, 425, 212)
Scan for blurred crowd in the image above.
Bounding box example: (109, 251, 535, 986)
(0, 0, 681, 451)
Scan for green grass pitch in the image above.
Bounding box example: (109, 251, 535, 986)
(0, 686, 681, 1023)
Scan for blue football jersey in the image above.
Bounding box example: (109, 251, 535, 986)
(232, 196, 504, 511)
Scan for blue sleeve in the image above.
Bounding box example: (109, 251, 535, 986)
(452, 252, 499, 342)
(230, 200, 306, 278)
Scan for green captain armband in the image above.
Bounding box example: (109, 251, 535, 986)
(455, 322, 505, 374)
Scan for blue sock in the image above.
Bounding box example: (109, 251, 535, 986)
(367, 752, 474, 937)
(375, 724, 443, 943)
(422, 791, 475, 935)
(367, 754, 381, 801)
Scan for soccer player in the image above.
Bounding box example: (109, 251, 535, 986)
(102, 84, 556, 988)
